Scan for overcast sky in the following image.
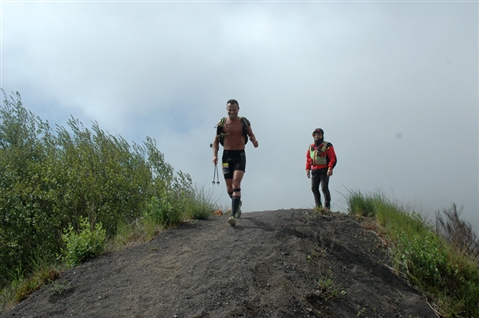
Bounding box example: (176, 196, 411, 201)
(1, 1, 477, 233)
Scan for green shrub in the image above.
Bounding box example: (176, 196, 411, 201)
(61, 216, 106, 267)
(188, 201, 214, 220)
(184, 185, 215, 220)
(394, 231, 479, 317)
(108, 221, 146, 250)
(0, 91, 218, 308)
(346, 189, 479, 317)
(143, 193, 183, 228)
(395, 232, 449, 288)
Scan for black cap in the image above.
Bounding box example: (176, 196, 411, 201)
(312, 128, 324, 136)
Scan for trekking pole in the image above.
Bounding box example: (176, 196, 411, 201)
(212, 165, 216, 185)
(210, 143, 220, 185)
(212, 164, 220, 185)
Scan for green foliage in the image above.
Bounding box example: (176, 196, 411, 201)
(346, 190, 479, 317)
(394, 231, 479, 317)
(1, 261, 60, 312)
(61, 216, 106, 267)
(346, 189, 377, 217)
(54, 118, 152, 236)
(108, 220, 145, 250)
(144, 192, 182, 229)
(346, 190, 431, 240)
(0, 90, 216, 298)
(12, 266, 59, 302)
(0, 91, 63, 287)
(142, 175, 215, 237)
(186, 185, 216, 220)
(317, 269, 340, 301)
(395, 232, 448, 287)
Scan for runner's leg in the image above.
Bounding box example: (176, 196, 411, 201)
(225, 179, 233, 196)
(224, 175, 236, 225)
(231, 170, 244, 217)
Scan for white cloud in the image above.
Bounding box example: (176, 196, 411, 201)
(1, 1, 477, 232)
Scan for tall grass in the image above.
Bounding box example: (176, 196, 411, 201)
(0, 254, 63, 311)
(142, 184, 217, 240)
(0, 91, 220, 312)
(346, 189, 479, 317)
(1, 183, 219, 313)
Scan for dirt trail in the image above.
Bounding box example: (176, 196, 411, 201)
(1, 209, 437, 318)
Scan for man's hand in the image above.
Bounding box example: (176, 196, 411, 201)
(306, 170, 311, 178)
(213, 155, 218, 165)
(253, 140, 259, 148)
(327, 168, 333, 177)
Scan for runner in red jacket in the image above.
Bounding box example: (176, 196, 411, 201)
(305, 128, 337, 211)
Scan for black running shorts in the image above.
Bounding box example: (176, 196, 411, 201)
(221, 150, 246, 179)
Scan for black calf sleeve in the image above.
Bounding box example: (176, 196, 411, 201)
(232, 195, 241, 218)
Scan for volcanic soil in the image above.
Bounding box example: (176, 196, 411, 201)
(1, 209, 437, 318)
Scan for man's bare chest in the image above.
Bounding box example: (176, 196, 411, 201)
(223, 120, 243, 136)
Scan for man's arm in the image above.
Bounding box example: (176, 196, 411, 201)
(326, 145, 336, 176)
(246, 126, 259, 148)
(212, 135, 220, 165)
(305, 148, 312, 178)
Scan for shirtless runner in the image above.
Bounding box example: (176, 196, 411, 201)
(212, 99, 259, 226)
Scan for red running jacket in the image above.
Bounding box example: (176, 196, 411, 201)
(305, 142, 337, 171)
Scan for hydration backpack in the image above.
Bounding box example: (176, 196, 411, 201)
(309, 142, 337, 167)
(216, 117, 250, 146)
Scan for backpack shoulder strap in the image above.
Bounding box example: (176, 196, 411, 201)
(216, 117, 227, 128)
(216, 118, 228, 146)
(239, 117, 250, 144)
(320, 141, 330, 152)
(216, 117, 226, 132)
(240, 117, 250, 128)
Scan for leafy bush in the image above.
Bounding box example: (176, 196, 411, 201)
(346, 190, 479, 317)
(0, 91, 64, 286)
(0, 90, 181, 284)
(0, 90, 217, 308)
(61, 216, 106, 267)
(395, 232, 448, 287)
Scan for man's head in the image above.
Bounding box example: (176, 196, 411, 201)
(226, 99, 240, 119)
(312, 128, 324, 137)
(312, 128, 324, 144)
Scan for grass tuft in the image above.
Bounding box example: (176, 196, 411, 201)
(345, 189, 479, 317)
